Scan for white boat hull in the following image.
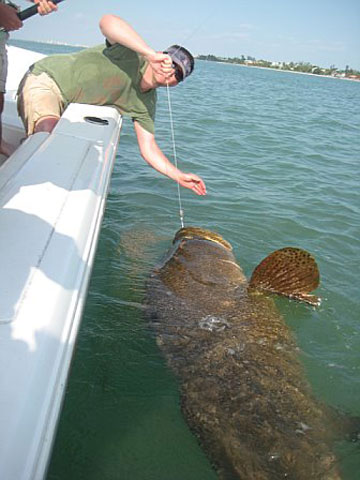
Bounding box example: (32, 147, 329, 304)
(0, 46, 122, 479)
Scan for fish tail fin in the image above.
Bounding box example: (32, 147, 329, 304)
(249, 247, 320, 306)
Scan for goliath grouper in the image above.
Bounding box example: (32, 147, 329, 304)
(147, 226, 346, 479)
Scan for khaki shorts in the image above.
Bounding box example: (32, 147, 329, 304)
(17, 72, 65, 135)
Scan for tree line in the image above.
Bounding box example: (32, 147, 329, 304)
(197, 54, 360, 78)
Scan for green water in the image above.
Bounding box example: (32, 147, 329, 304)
(12, 40, 360, 479)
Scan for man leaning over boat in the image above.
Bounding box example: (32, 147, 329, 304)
(0, 0, 58, 156)
(16, 14, 207, 196)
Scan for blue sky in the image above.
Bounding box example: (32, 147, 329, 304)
(13, 0, 360, 69)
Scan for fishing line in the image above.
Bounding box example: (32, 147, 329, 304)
(176, 7, 218, 52)
(166, 81, 184, 228)
(164, 6, 219, 228)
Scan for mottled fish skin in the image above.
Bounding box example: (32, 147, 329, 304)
(147, 227, 341, 480)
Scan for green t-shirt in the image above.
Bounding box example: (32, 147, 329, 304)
(31, 42, 157, 134)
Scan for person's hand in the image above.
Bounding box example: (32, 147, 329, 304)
(0, 3, 22, 31)
(33, 0, 58, 16)
(146, 51, 173, 79)
(178, 172, 207, 196)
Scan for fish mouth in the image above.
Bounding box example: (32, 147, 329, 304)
(173, 227, 233, 251)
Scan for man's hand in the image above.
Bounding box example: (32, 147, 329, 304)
(146, 51, 173, 79)
(33, 0, 58, 16)
(178, 172, 207, 196)
(134, 121, 207, 196)
(0, 3, 22, 31)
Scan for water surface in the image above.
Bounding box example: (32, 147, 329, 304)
(11, 40, 360, 479)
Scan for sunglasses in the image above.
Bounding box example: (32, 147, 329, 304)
(172, 62, 184, 83)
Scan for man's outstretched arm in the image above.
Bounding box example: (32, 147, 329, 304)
(134, 121, 206, 196)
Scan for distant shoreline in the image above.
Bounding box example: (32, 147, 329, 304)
(9, 38, 88, 49)
(198, 58, 360, 83)
(10, 39, 360, 83)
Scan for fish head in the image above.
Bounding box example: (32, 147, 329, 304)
(154, 227, 247, 304)
(173, 226, 233, 251)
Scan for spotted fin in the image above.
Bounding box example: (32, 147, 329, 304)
(249, 247, 320, 306)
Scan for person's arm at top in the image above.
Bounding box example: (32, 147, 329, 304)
(134, 121, 206, 196)
(0, 3, 22, 30)
(0, 1, 57, 31)
(99, 14, 172, 78)
(31, 0, 58, 16)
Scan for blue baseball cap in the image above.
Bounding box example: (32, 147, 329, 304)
(164, 45, 195, 82)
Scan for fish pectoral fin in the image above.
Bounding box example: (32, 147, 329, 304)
(249, 247, 320, 306)
(282, 292, 321, 306)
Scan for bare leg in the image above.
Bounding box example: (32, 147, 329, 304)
(34, 116, 60, 134)
(0, 92, 13, 157)
(0, 92, 4, 152)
